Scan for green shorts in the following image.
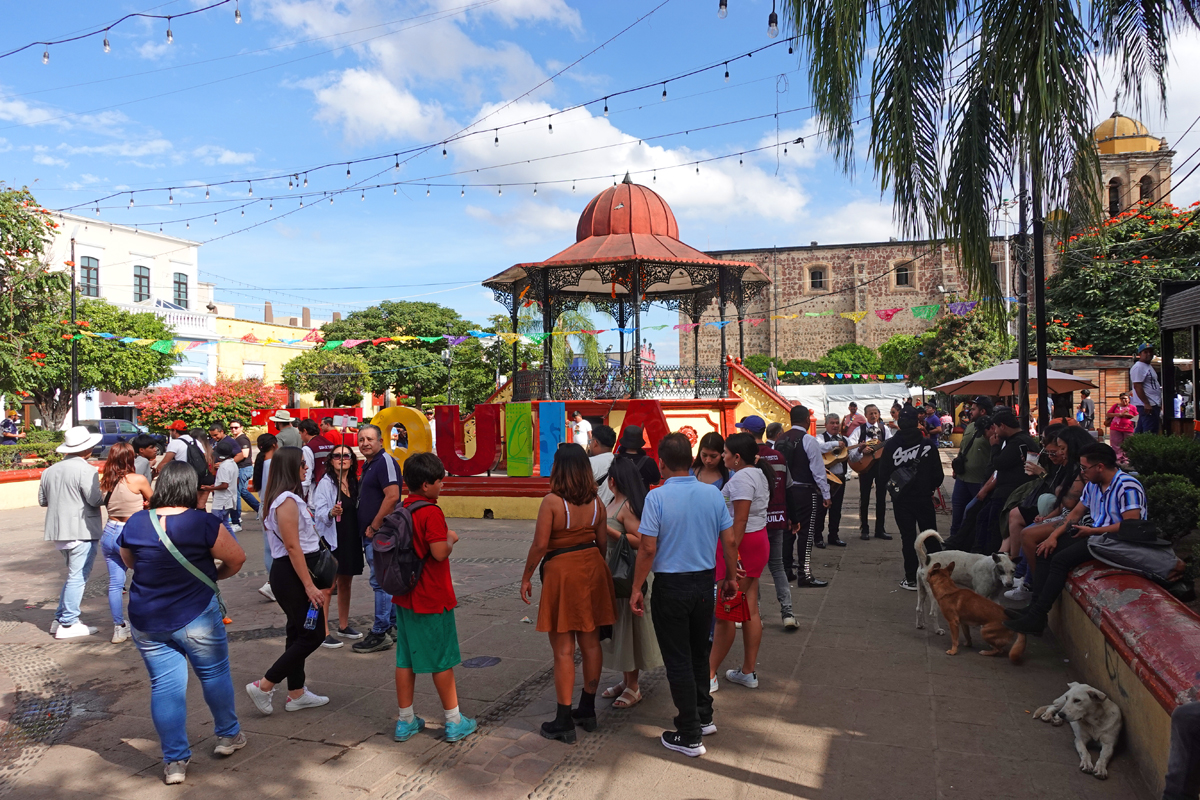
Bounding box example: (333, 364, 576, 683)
(394, 606, 461, 674)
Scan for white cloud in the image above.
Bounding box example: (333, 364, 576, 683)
(0, 96, 63, 128)
(0, 138, 10, 153)
(192, 145, 257, 165)
(307, 69, 452, 143)
(805, 198, 898, 243)
(137, 39, 172, 61)
(465, 200, 577, 245)
(60, 139, 173, 158)
(33, 154, 68, 167)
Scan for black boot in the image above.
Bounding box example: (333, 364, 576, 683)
(541, 703, 577, 743)
(859, 530, 871, 541)
(828, 533, 846, 547)
(796, 530, 828, 588)
(571, 691, 597, 732)
(814, 533, 826, 549)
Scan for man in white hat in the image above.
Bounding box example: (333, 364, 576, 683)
(272, 410, 302, 448)
(39, 425, 105, 639)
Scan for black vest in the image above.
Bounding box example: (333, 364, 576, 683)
(788, 432, 816, 486)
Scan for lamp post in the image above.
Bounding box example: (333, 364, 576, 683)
(70, 236, 79, 427)
(443, 322, 453, 407)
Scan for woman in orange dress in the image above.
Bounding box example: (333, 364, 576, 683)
(521, 444, 616, 744)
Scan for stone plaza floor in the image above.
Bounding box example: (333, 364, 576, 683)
(0, 479, 1155, 799)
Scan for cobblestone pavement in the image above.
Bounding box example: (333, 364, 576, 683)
(0, 479, 1154, 799)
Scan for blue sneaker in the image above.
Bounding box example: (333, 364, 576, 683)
(394, 716, 425, 742)
(444, 716, 478, 742)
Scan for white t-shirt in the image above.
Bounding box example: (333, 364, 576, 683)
(1129, 360, 1162, 407)
(590, 451, 615, 505)
(211, 459, 239, 510)
(264, 491, 320, 559)
(165, 434, 196, 462)
(722, 466, 770, 533)
(572, 418, 592, 445)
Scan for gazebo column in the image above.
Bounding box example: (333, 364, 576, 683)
(632, 267, 642, 398)
(510, 300, 519, 380)
(692, 311, 702, 400)
(737, 300, 746, 361)
(617, 296, 626, 386)
(718, 270, 729, 397)
(541, 270, 552, 401)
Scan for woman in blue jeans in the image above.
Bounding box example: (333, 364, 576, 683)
(99, 443, 152, 644)
(117, 462, 248, 786)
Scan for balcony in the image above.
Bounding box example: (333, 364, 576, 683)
(115, 299, 216, 340)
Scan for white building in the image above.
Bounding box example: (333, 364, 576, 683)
(46, 213, 218, 420)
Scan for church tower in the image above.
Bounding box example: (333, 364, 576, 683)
(1095, 110, 1174, 217)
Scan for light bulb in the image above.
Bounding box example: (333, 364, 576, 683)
(394, 155, 399, 171)
(696, 165, 700, 175)
(572, 181, 575, 192)
(494, 131, 499, 147)
(548, 120, 553, 134)
(241, 209, 244, 216)
(533, 184, 537, 196)
(205, 187, 210, 199)
(426, 186, 430, 197)
(168, 191, 173, 204)
(498, 186, 502, 196)
(604, 98, 609, 116)
(461, 186, 464, 197)
(96, 207, 100, 217)
(248, 183, 253, 196)
(330, 195, 334, 204)
(300, 198, 304, 207)
(784, 144, 788, 155)
(303, 175, 308, 188)
(739, 157, 743, 166)
(129, 195, 135, 208)
(725, 63, 729, 82)
(214, 216, 218, 225)
(186, 221, 190, 229)
(42, 50, 49, 64)
(288, 177, 293, 190)
(346, 165, 351, 179)
(103, 36, 110, 53)
(789, 37, 794, 54)
(235, 1, 242, 23)
(662, 84, 667, 101)
(652, 171, 656, 183)
(269, 201, 273, 210)
(167, 21, 173, 43)
(361, 191, 365, 201)
(768, 10, 778, 37)
(442, 146, 447, 158)
(718, 0, 728, 19)
(159, 225, 163, 232)
(393, 187, 397, 195)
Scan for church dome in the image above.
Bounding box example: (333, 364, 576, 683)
(1094, 112, 1161, 155)
(575, 174, 679, 242)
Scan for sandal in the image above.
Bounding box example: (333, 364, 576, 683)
(601, 681, 626, 699)
(612, 687, 642, 709)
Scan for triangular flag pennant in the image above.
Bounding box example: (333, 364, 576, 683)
(912, 304, 940, 320)
(876, 308, 901, 322)
(705, 320, 734, 328)
(805, 311, 823, 317)
(948, 301, 978, 316)
(801, 372, 810, 376)
(322, 341, 344, 350)
(840, 311, 868, 324)
(149, 340, 174, 354)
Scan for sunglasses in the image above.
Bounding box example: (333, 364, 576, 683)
(330, 453, 352, 460)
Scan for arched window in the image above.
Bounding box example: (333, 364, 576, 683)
(895, 263, 912, 287)
(810, 268, 826, 291)
(1139, 174, 1155, 203)
(1108, 178, 1122, 217)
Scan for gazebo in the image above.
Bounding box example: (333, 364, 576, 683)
(483, 174, 770, 401)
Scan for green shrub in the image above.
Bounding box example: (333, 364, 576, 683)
(1143, 473, 1200, 542)
(24, 428, 64, 445)
(1122, 435, 1200, 484)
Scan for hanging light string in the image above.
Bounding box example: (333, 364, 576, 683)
(2, 0, 237, 61)
(55, 38, 795, 213)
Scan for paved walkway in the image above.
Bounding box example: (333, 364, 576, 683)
(0, 479, 1154, 799)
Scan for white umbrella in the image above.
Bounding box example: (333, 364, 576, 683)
(932, 359, 1097, 396)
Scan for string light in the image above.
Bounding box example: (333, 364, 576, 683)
(235, 0, 242, 23)
(604, 98, 609, 116)
(652, 170, 656, 183)
(768, 1, 779, 37)
(103, 34, 110, 53)
(299, 198, 303, 207)
(330, 194, 334, 204)
(426, 185, 430, 197)
(461, 186, 464, 197)
(269, 201, 273, 210)
(789, 36, 795, 55)
(394, 154, 399, 171)
(361, 191, 366, 201)
(696, 165, 700, 175)
(497, 185, 502, 196)
(346, 164, 351, 179)
(186, 221, 190, 229)
(205, 187, 210, 199)
(394, 187, 397, 195)
(533, 183, 537, 196)
(572, 180, 576, 192)
(718, 0, 728, 19)
(494, 130, 499, 147)
(725, 63, 729, 82)
(548, 117, 553, 134)
(662, 83, 667, 101)
(42, 49, 49, 64)
(442, 146, 447, 158)
(168, 190, 173, 204)
(213, 215, 217, 225)
(241, 208, 244, 216)
(288, 176, 293, 190)
(95, 206, 100, 217)
(128, 194, 134, 208)
(166, 18, 173, 43)
(247, 183, 253, 196)
(303, 174, 308, 188)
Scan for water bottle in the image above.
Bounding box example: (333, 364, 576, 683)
(303, 603, 318, 630)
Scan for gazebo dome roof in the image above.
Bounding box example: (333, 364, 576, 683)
(575, 174, 679, 242)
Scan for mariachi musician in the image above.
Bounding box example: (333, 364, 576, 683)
(846, 404, 892, 542)
(815, 413, 849, 548)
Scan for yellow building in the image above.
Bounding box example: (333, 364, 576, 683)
(215, 317, 322, 407)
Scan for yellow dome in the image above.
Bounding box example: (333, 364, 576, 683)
(1094, 112, 1160, 155)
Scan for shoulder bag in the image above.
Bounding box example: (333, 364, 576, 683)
(269, 496, 338, 590)
(148, 511, 228, 618)
(607, 532, 637, 597)
(715, 590, 751, 623)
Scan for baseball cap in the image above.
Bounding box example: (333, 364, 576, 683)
(897, 406, 919, 429)
(164, 420, 188, 431)
(1136, 342, 1154, 354)
(972, 395, 994, 413)
(214, 438, 240, 460)
(735, 415, 766, 434)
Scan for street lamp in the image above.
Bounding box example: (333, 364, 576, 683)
(70, 233, 79, 427)
(442, 322, 453, 407)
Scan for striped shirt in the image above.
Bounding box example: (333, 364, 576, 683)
(1081, 470, 1146, 528)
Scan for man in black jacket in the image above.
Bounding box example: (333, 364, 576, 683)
(877, 406, 944, 591)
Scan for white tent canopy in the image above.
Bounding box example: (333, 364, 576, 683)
(775, 382, 924, 420)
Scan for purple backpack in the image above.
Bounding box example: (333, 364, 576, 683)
(371, 500, 432, 596)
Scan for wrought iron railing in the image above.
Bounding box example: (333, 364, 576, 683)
(511, 366, 725, 401)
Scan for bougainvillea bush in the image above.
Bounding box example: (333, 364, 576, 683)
(136, 377, 286, 432)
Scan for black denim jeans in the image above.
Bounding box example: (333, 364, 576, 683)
(1164, 701, 1200, 800)
(1029, 535, 1094, 617)
(650, 570, 715, 741)
(265, 557, 326, 690)
(893, 498, 937, 583)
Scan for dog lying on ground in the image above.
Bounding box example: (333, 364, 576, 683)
(915, 530, 1016, 634)
(1035, 682, 1123, 780)
(924, 562, 1026, 663)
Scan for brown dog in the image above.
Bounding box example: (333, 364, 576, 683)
(925, 562, 1026, 663)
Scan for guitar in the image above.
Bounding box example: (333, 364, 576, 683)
(849, 439, 884, 474)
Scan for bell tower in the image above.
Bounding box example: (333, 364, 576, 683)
(1095, 107, 1174, 217)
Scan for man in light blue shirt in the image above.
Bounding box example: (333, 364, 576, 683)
(631, 432, 737, 759)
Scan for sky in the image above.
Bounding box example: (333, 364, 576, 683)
(5, 1, 1200, 365)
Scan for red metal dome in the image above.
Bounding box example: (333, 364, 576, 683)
(575, 174, 678, 242)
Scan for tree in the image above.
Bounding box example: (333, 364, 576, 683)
(23, 299, 179, 429)
(0, 185, 67, 408)
(1045, 202, 1200, 355)
(137, 377, 286, 432)
(878, 334, 924, 376)
(783, 0, 1187, 327)
(281, 350, 370, 407)
(905, 309, 1008, 388)
(518, 304, 604, 369)
(819, 343, 881, 376)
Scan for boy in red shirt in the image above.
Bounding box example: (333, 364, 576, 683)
(392, 452, 477, 743)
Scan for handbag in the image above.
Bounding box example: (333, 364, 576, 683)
(715, 590, 751, 623)
(148, 511, 228, 618)
(304, 537, 338, 590)
(607, 533, 637, 597)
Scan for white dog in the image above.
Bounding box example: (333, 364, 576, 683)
(915, 530, 1016, 634)
(1035, 682, 1123, 779)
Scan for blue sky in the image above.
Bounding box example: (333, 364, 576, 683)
(5, 1, 1200, 364)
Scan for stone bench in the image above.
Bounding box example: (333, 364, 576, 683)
(1049, 562, 1200, 796)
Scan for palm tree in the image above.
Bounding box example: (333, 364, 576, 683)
(518, 303, 606, 370)
(782, 0, 1192, 323)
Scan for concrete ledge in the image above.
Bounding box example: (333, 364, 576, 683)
(1049, 562, 1200, 796)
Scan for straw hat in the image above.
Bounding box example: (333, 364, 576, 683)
(270, 410, 295, 423)
(56, 426, 104, 454)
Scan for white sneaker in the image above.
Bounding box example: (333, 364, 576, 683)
(1004, 583, 1033, 602)
(230, 524, 243, 534)
(285, 688, 330, 712)
(709, 675, 719, 694)
(701, 722, 717, 736)
(725, 669, 759, 689)
(54, 622, 97, 639)
(112, 623, 130, 644)
(734, 621, 742, 629)
(258, 583, 275, 602)
(782, 615, 799, 630)
(164, 759, 189, 785)
(245, 681, 274, 715)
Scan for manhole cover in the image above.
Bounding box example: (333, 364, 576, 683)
(462, 656, 501, 669)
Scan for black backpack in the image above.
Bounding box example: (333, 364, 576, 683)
(182, 438, 214, 486)
(372, 500, 433, 596)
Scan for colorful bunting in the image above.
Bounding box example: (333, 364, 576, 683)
(840, 311, 868, 324)
(875, 308, 901, 321)
(948, 301, 978, 316)
(911, 304, 940, 319)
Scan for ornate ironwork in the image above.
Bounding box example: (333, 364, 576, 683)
(511, 365, 723, 401)
(641, 365, 724, 399)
